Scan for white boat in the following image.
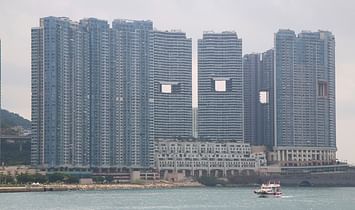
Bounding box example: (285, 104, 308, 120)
(254, 181, 282, 198)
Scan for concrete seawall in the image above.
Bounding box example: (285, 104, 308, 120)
(265, 172, 355, 187)
(224, 169, 355, 187)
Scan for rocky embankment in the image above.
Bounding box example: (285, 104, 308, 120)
(0, 181, 202, 193)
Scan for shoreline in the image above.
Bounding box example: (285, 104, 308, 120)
(2, 181, 355, 193)
(0, 181, 203, 193)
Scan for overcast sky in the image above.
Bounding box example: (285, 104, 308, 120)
(1, 0, 355, 163)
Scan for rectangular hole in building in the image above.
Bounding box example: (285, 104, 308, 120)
(215, 80, 226, 92)
(259, 90, 269, 104)
(161, 84, 172, 93)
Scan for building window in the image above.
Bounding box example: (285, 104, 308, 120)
(318, 81, 328, 97)
(259, 90, 269, 104)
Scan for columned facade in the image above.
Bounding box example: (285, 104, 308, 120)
(155, 139, 266, 177)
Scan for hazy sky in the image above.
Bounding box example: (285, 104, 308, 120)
(1, 0, 355, 163)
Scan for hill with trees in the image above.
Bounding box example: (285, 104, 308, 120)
(0, 109, 31, 165)
(1, 109, 30, 130)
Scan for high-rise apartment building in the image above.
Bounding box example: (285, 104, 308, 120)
(111, 19, 153, 167)
(198, 32, 243, 141)
(148, 30, 192, 140)
(81, 18, 111, 168)
(31, 26, 44, 166)
(0, 39, 1, 136)
(272, 30, 336, 166)
(31, 17, 193, 169)
(31, 17, 94, 167)
(243, 50, 274, 147)
(259, 49, 274, 147)
(243, 53, 260, 144)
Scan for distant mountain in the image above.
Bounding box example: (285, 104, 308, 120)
(1, 109, 31, 129)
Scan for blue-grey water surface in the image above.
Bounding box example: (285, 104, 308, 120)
(1, 187, 355, 210)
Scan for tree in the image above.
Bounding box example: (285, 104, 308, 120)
(33, 173, 48, 183)
(16, 173, 34, 184)
(93, 176, 105, 184)
(0, 174, 15, 184)
(47, 173, 66, 183)
(65, 175, 79, 184)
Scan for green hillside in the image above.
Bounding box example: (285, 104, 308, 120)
(1, 109, 30, 129)
(0, 109, 31, 165)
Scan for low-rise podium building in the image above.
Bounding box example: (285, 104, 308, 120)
(155, 138, 266, 178)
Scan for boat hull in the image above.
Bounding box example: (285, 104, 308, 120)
(254, 191, 282, 198)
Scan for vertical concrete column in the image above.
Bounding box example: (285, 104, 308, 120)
(191, 164, 194, 176)
(164, 170, 168, 180)
(282, 150, 285, 161)
(207, 161, 210, 176)
(223, 161, 226, 177)
(130, 171, 141, 182)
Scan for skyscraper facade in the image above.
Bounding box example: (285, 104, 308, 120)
(31, 26, 44, 166)
(275, 30, 335, 149)
(198, 32, 243, 141)
(31, 17, 193, 169)
(148, 30, 192, 140)
(81, 18, 111, 168)
(243, 50, 274, 147)
(111, 20, 153, 167)
(243, 53, 260, 144)
(259, 49, 274, 147)
(31, 17, 93, 167)
(0, 39, 2, 137)
(272, 30, 336, 166)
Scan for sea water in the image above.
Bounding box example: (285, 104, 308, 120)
(0, 187, 354, 210)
